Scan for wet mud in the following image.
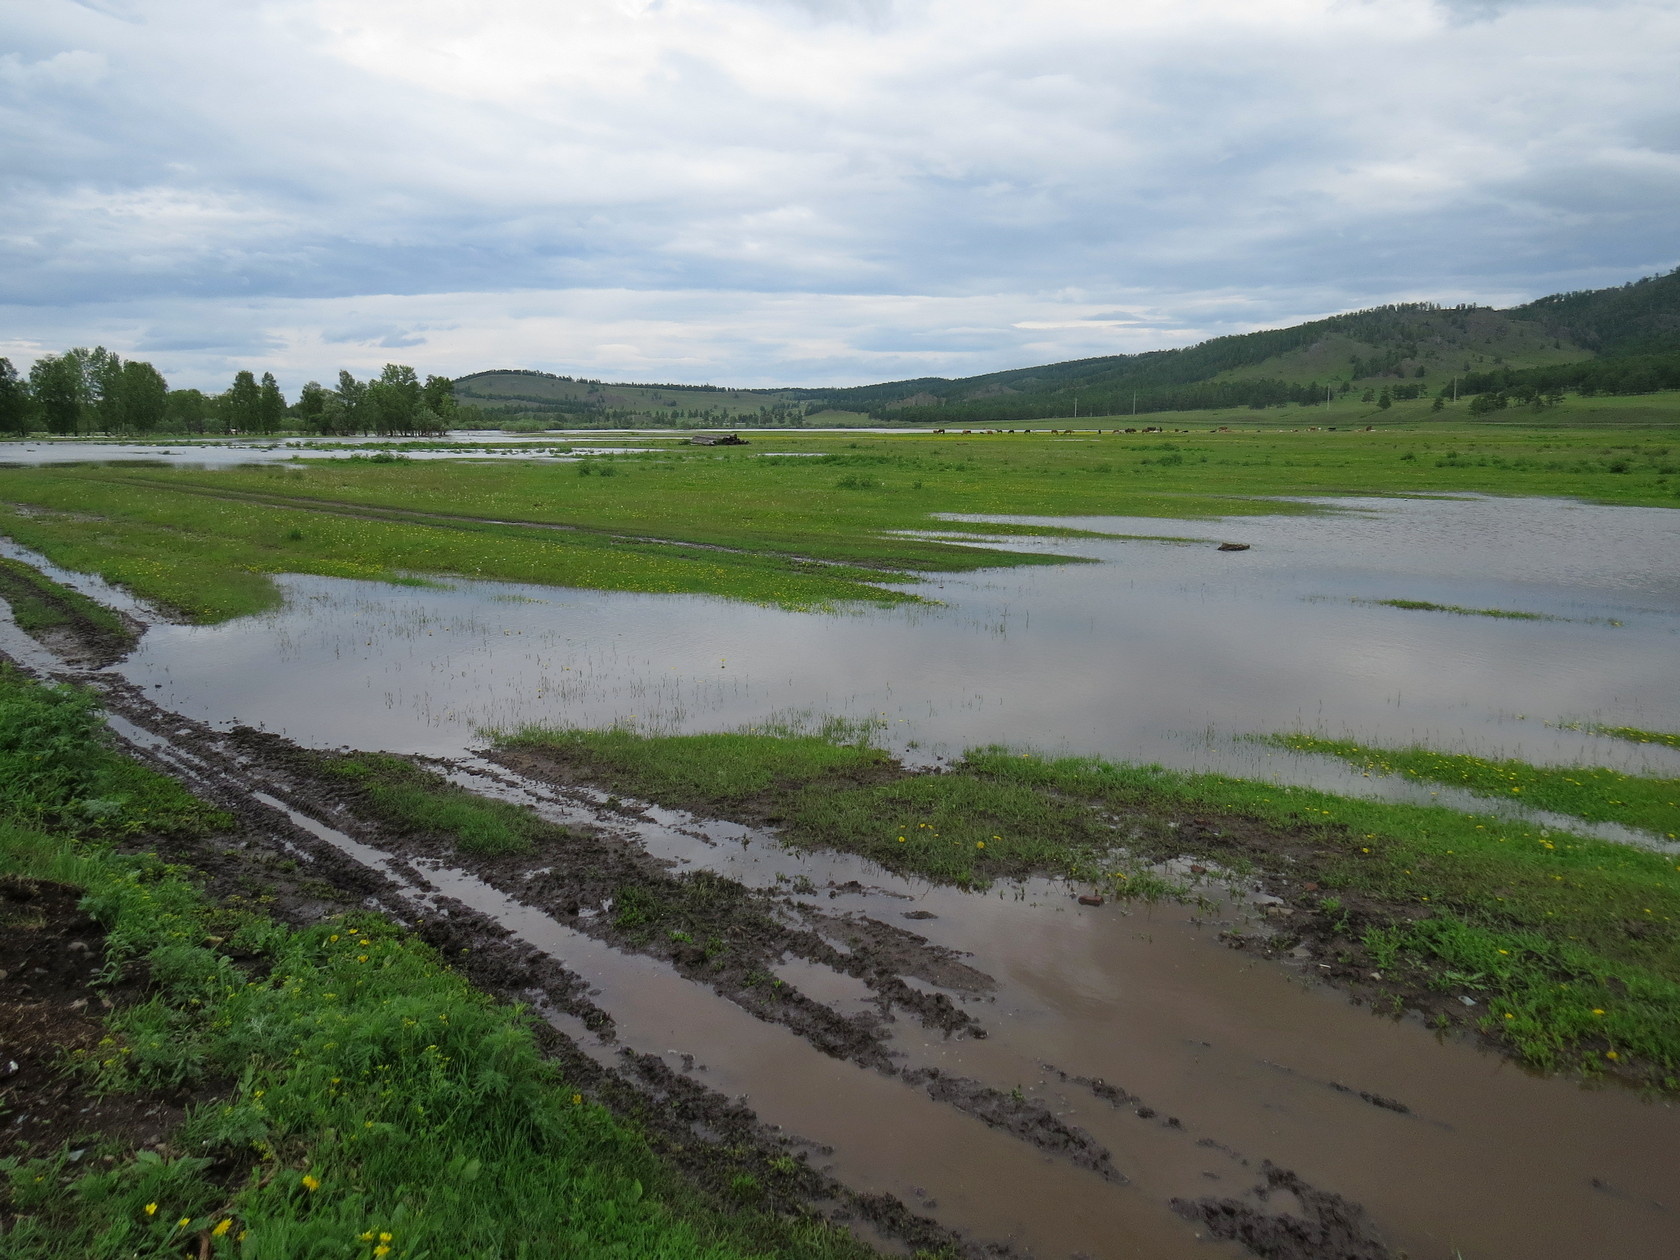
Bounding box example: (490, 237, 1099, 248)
(3, 574, 1679, 1259)
(0, 876, 234, 1220)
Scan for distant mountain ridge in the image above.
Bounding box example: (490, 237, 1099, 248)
(455, 268, 1680, 423)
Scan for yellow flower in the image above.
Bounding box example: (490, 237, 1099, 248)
(177, 1217, 192, 1229)
(1503, 1013, 1514, 1020)
(301, 1174, 321, 1192)
(374, 1247, 391, 1257)
(1605, 1050, 1619, 1061)
(1592, 1008, 1606, 1016)
(213, 1219, 232, 1237)
(379, 1234, 393, 1243)
(143, 1203, 157, 1217)
(360, 1232, 375, 1243)
(572, 1093, 582, 1105)
(897, 836, 905, 843)
(976, 841, 985, 849)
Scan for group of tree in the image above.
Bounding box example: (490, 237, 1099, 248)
(0, 350, 460, 437)
(0, 347, 170, 436)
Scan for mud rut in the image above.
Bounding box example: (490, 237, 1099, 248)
(2, 592, 1675, 1260)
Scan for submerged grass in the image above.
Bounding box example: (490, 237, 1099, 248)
(0, 672, 886, 1260)
(317, 752, 543, 855)
(1568, 722, 1680, 752)
(1265, 733, 1680, 839)
(1355, 597, 1559, 621)
(1, 415, 1675, 621)
(498, 723, 1680, 1083)
(0, 556, 137, 647)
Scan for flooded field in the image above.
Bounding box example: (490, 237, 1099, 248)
(3, 486, 1678, 1259)
(109, 492, 1680, 798)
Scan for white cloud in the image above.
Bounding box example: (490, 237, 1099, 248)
(0, 0, 1674, 386)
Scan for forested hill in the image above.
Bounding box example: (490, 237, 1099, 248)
(456, 268, 1679, 423)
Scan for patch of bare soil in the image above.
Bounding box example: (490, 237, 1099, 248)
(1172, 1162, 1395, 1260)
(0, 877, 188, 1174)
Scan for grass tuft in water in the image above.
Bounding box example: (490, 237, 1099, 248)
(1264, 733, 1680, 839)
(1356, 597, 1559, 621)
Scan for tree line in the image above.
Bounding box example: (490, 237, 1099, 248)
(0, 349, 461, 438)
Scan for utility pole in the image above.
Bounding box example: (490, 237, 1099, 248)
(1132, 391, 1137, 416)
(1452, 376, 1458, 403)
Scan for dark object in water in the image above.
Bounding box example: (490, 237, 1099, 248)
(1217, 542, 1250, 552)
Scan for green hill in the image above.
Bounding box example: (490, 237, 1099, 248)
(455, 269, 1680, 426)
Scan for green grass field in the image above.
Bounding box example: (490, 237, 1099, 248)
(0, 406, 1675, 622)
(0, 669, 881, 1260)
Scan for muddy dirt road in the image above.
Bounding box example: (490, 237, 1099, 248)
(3, 602, 1677, 1260)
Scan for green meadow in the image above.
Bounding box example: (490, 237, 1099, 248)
(0, 404, 1676, 621)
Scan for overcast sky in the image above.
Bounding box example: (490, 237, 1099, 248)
(2, 0, 1677, 392)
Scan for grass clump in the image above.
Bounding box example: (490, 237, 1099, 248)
(318, 752, 543, 855)
(1266, 733, 1680, 839)
(1356, 597, 1558, 621)
(0, 556, 137, 648)
(1567, 722, 1680, 751)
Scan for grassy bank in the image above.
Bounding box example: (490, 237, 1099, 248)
(0, 671, 883, 1260)
(497, 724, 1680, 1085)
(1264, 734, 1680, 839)
(0, 557, 137, 657)
(0, 416, 1675, 621)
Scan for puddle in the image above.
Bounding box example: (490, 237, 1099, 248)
(108, 493, 1680, 812)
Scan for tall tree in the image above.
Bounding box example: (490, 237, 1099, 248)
(166, 388, 210, 434)
(118, 360, 169, 433)
(0, 358, 32, 435)
(256, 371, 286, 433)
(421, 374, 459, 426)
(28, 355, 86, 434)
(336, 370, 368, 434)
(297, 381, 330, 432)
(367, 363, 421, 436)
(225, 370, 262, 433)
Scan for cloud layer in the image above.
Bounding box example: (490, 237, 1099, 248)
(2, 0, 1676, 390)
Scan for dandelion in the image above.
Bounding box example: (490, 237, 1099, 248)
(572, 1093, 582, 1105)
(360, 1232, 376, 1243)
(213, 1219, 232, 1237)
(144, 1203, 158, 1217)
(375, 1248, 391, 1258)
(380, 1234, 393, 1244)
(1592, 1008, 1606, 1016)
(976, 841, 985, 849)
(1503, 1013, 1514, 1020)
(1606, 1050, 1620, 1061)
(177, 1217, 192, 1229)
(301, 1174, 321, 1192)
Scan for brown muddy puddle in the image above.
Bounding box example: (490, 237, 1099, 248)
(444, 757, 1680, 1259)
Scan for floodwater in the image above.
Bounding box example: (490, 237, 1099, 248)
(0, 436, 665, 467)
(4, 489, 1680, 1257)
(110, 492, 1680, 813)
